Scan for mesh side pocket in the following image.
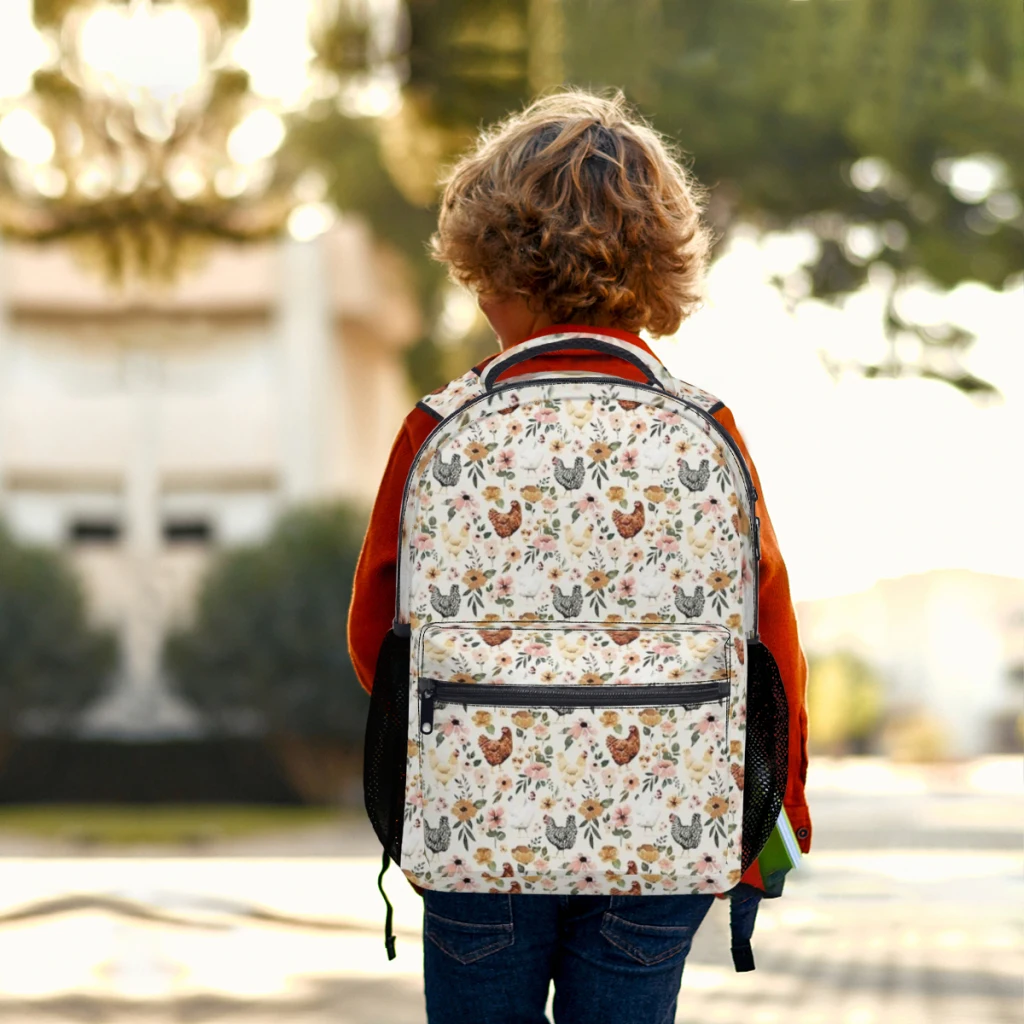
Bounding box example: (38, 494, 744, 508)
(740, 640, 789, 872)
(363, 629, 411, 863)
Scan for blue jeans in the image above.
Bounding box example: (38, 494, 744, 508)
(422, 890, 715, 1024)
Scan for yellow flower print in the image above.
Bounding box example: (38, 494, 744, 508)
(472, 710, 492, 727)
(600, 710, 620, 727)
(453, 799, 476, 822)
(585, 569, 610, 591)
(512, 845, 535, 865)
(599, 845, 619, 862)
(705, 794, 730, 819)
(463, 567, 488, 590)
(474, 847, 494, 864)
(639, 709, 662, 727)
(579, 673, 603, 686)
(521, 485, 544, 503)
(587, 441, 613, 462)
(482, 486, 502, 501)
(606, 486, 626, 502)
(464, 441, 488, 462)
(644, 485, 666, 503)
(511, 711, 535, 729)
(637, 844, 660, 862)
(726, 613, 742, 630)
(579, 799, 603, 821)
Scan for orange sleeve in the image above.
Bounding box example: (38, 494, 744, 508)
(714, 406, 812, 855)
(348, 409, 436, 693)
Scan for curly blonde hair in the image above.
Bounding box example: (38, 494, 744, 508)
(431, 90, 712, 337)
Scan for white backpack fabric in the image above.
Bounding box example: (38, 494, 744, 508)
(365, 333, 787, 962)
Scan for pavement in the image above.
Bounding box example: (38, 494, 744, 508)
(0, 757, 1020, 1024)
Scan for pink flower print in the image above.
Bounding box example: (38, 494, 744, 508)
(623, 652, 640, 666)
(612, 805, 632, 828)
(651, 759, 677, 780)
(413, 533, 434, 552)
(576, 494, 603, 516)
(409, 789, 425, 809)
(569, 718, 595, 740)
(496, 449, 515, 471)
(623, 774, 640, 791)
(606, 540, 622, 560)
(628, 547, 644, 564)
(442, 715, 469, 739)
(533, 724, 549, 739)
(601, 768, 617, 788)
(698, 710, 723, 738)
(534, 858, 549, 872)
(618, 576, 636, 598)
(540, 877, 557, 890)
(654, 410, 682, 425)
(620, 448, 640, 470)
(453, 491, 479, 512)
(629, 418, 647, 434)
(454, 877, 477, 891)
(533, 407, 558, 424)
(495, 575, 514, 597)
(533, 534, 557, 553)
(695, 853, 720, 875)
(699, 496, 726, 519)
(474, 768, 489, 787)
(660, 719, 677, 736)
(525, 761, 549, 780)
(484, 541, 499, 559)
(652, 642, 678, 656)
(486, 808, 505, 829)
(570, 853, 594, 874)
(541, 497, 557, 512)
(496, 653, 512, 667)
(609, 413, 623, 430)
(655, 534, 679, 553)
(661, 877, 678, 891)
(658, 858, 672, 872)
(523, 642, 548, 658)
(441, 855, 470, 877)
(664, 499, 680, 513)
(575, 874, 600, 893)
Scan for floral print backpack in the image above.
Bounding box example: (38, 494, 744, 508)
(365, 333, 788, 966)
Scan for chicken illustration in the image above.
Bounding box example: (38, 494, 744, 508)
(685, 634, 720, 662)
(555, 633, 587, 661)
(730, 762, 745, 790)
(610, 881, 642, 897)
(733, 637, 745, 665)
(478, 727, 513, 766)
(641, 444, 670, 471)
(427, 749, 460, 785)
(440, 521, 470, 557)
(519, 443, 547, 470)
(632, 801, 663, 832)
(488, 501, 522, 538)
(507, 802, 538, 833)
(565, 399, 594, 429)
(552, 585, 584, 619)
(553, 456, 586, 490)
(430, 584, 462, 618)
(556, 750, 588, 785)
(683, 746, 714, 782)
(497, 398, 519, 415)
(432, 450, 462, 487)
(544, 814, 578, 850)
(670, 812, 703, 850)
(686, 525, 717, 559)
(424, 816, 452, 853)
(678, 458, 711, 492)
(612, 501, 646, 539)
(607, 628, 640, 646)
(563, 523, 594, 558)
(480, 628, 513, 646)
(617, 399, 640, 411)
(674, 585, 705, 619)
(639, 573, 664, 599)
(483, 863, 515, 882)
(606, 726, 641, 766)
(518, 568, 546, 598)
(626, 860, 638, 874)
(424, 634, 458, 663)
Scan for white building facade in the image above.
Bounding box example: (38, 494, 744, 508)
(0, 222, 419, 737)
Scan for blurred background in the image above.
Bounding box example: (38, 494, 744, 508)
(0, 1, 1020, 1021)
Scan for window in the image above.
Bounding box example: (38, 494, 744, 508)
(163, 518, 213, 544)
(69, 518, 122, 544)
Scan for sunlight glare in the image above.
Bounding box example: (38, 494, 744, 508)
(0, 108, 55, 164)
(227, 109, 286, 165)
(232, 0, 316, 109)
(0, 0, 52, 100)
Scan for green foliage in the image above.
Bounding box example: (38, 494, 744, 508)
(807, 650, 884, 755)
(165, 504, 369, 742)
(0, 525, 116, 733)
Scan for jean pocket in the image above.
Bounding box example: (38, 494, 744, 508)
(424, 892, 514, 965)
(600, 912, 698, 968)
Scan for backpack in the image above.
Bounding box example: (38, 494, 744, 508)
(364, 332, 789, 967)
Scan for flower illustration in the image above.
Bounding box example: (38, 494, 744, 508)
(454, 877, 476, 891)
(587, 441, 612, 462)
(579, 673, 603, 687)
(611, 805, 632, 828)
(637, 844, 660, 863)
(471, 711, 493, 729)
(462, 567, 487, 590)
(628, 547, 643, 563)
(441, 855, 470, 877)
(695, 852, 720, 874)
(413, 533, 434, 551)
(474, 768, 489, 787)
(579, 799, 603, 821)
(452, 799, 477, 822)
(496, 449, 515, 470)
(534, 407, 558, 424)
(643, 485, 666, 503)
(629, 419, 647, 434)
(512, 845, 535, 865)
(606, 486, 626, 502)
(698, 710, 723, 736)
(599, 845, 619, 862)
(507, 547, 522, 562)
(485, 808, 505, 829)
(523, 643, 548, 658)
(707, 570, 731, 592)
(453, 491, 479, 512)
(623, 774, 640, 791)
(654, 534, 679, 553)
(495, 575, 514, 597)
(570, 853, 594, 873)
(521, 485, 543, 503)
(575, 875, 600, 893)
(464, 441, 488, 462)
(704, 794, 730, 819)
(497, 775, 513, 792)
(585, 569, 611, 591)
(525, 761, 549, 780)
(569, 718, 595, 740)
(511, 711, 535, 729)
(620, 448, 640, 470)
(600, 710, 620, 728)
(651, 759, 677, 780)
(539, 796, 557, 812)
(712, 445, 728, 467)
(639, 708, 662, 727)
(532, 534, 557, 553)
(475, 847, 494, 864)
(482, 486, 502, 501)
(576, 494, 603, 516)
(442, 714, 470, 738)
(617, 576, 636, 598)
(666, 794, 683, 811)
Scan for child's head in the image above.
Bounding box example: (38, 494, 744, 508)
(432, 89, 711, 341)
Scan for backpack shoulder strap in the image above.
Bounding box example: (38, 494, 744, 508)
(417, 368, 486, 421)
(662, 373, 724, 415)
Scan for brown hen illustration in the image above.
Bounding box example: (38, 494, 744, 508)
(480, 628, 513, 646)
(488, 501, 522, 538)
(606, 726, 640, 765)
(478, 727, 513, 765)
(607, 628, 641, 646)
(612, 502, 645, 539)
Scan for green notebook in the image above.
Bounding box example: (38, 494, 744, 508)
(756, 807, 802, 890)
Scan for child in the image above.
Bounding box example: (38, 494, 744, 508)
(349, 89, 810, 1024)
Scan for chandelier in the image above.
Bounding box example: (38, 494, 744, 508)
(0, 0, 373, 280)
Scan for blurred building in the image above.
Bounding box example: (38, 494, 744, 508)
(0, 222, 419, 737)
(797, 570, 1024, 757)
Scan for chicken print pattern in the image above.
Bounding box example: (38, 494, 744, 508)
(403, 621, 742, 895)
(397, 341, 755, 897)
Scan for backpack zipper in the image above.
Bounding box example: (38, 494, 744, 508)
(395, 376, 760, 635)
(418, 678, 730, 735)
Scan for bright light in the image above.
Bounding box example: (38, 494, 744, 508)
(232, 0, 317, 109)
(0, 108, 55, 164)
(0, 0, 52, 99)
(287, 202, 336, 242)
(227, 109, 287, 165)
(933, 154, 1007, 204)
(78, 3, 205, 103)
(849, 156, 890, 193)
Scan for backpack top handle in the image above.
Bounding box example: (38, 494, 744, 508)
(481, 333, 668, 391)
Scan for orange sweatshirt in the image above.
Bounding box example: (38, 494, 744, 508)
(348, 326, 811, 862)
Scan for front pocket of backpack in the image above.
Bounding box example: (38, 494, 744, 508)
(414, 623, 737, 891)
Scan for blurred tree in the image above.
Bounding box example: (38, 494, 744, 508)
(165, 503, 367, 742)
(806, 650, 884, 755)
(303, 0, 1022, 397)
(0, 525, 116, 736)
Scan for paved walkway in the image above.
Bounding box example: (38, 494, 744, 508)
(0, 758, 1020, 1023)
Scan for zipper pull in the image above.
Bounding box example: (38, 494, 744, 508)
(419, 681, 435, 735)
